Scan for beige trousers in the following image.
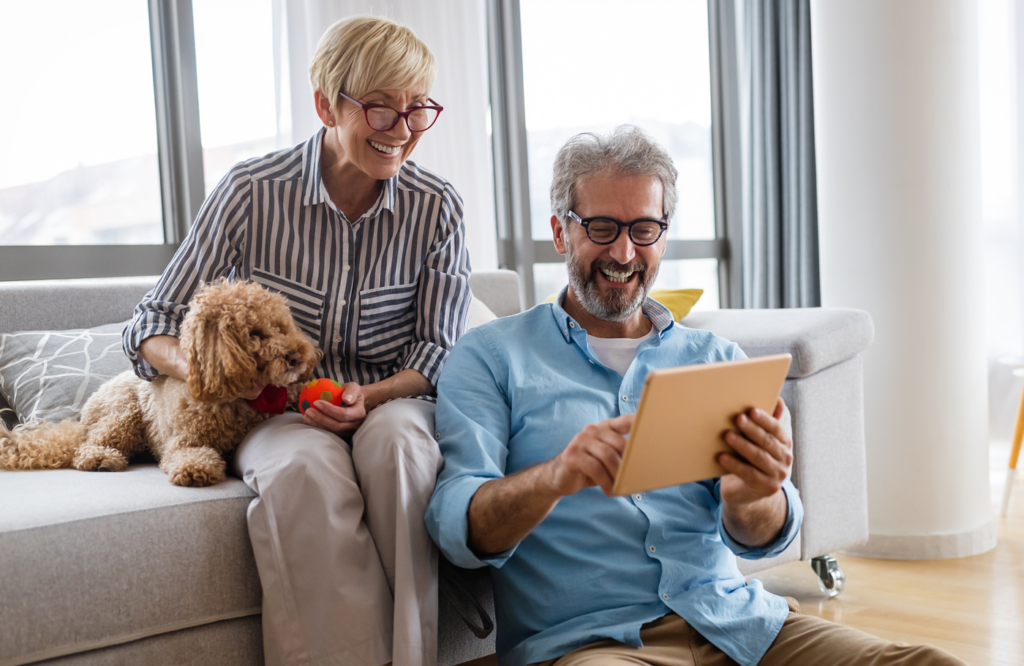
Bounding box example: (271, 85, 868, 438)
(233, 399, 442, 666)
(534, 600, 966, 666)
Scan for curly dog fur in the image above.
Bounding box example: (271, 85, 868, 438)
(0, 280, 320, 486)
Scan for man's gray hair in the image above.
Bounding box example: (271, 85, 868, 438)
(550, 125, 678, 226)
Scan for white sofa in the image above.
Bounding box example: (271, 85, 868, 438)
(0, 270, 873, 666)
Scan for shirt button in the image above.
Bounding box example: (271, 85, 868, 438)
(662, 593, 670, 600)
(335, 335, 342, 343)
(589, 360, 594, 364)
(622, 395, 629, 401)
(340, 300, 347, 306)
(569, 321, 575, 328)
(649, 545, 657, 553)
(435, 432, 441, 440)
(635, 494, 642, 501)
(344, 264, 351, 271)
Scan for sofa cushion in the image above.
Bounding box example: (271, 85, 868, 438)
(681, 308, 874, 378)
(0, 466, 260, 666)
(0, 321, 133, 424)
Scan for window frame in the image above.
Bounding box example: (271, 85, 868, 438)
(0, 0, 204, 282)
(486, 0, 743, 308)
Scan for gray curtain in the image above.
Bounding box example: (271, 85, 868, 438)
(741, 0, 820, 308)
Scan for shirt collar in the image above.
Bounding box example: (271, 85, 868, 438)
(301, 127, 399, 215)
(548, 287, 675, 343)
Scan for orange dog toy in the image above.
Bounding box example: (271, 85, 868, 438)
(299, 378, 345, 414)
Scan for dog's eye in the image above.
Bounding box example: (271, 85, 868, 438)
(250, 329, 268, 340)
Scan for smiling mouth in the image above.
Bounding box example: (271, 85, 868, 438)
(369, 140, 400, 155)
(600, 267, 639, 284)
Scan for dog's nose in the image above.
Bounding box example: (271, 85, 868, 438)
(287, 352, 299, 368)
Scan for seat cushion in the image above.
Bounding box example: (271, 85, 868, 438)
(682, 308, 875, 378)
(0, 466, 259, 666)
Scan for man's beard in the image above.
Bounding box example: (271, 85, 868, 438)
(564, 234, 659, 323)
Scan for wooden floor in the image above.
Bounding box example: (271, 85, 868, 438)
(461, 441, 1024, 666)
(754, 440, 1024, 666)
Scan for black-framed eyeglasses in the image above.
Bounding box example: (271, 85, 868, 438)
(567, 210, 668, 246)
(338, 91, 443, 132)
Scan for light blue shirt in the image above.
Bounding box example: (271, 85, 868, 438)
(425, 294, 803, 666)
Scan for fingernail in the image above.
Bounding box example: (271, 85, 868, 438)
(754, 408, 764, 417)
(344, 395, 353, 403)
(738, 415, 747, 424)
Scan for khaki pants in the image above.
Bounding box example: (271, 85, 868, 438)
(234, 399, 442, 666)
(534, 600, 966, 666)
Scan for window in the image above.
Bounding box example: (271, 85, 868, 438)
(489, 0, 734, 307)
(192, 0, 288, 195)
(0, 0, 256, 282)
(0, 1, 164, 247)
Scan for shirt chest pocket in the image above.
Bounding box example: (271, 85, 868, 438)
(249, 268, 327, 339)
(357, 282, 418, 365)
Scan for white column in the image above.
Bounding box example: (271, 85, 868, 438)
(811, 0, 995, 558)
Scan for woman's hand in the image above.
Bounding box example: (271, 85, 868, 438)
(302, 382, 366, 434)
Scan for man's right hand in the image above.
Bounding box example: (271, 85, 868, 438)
(468, 413, 634, 555)
(546, 413, 634, 497)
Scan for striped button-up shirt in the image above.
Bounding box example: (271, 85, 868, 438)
(123, 129, 472, 390)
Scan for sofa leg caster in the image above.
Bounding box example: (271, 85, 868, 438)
(810, 555, 845, 598)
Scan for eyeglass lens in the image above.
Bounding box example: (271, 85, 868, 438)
(366, 106, 439, 132)
(587, 219, 663, 245)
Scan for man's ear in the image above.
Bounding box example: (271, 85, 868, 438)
(551, 215, 568, 256)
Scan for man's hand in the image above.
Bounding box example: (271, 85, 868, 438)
(717, 397, 793, 547)
(302, 382, 366, 434)
(547, 414, 633, 496)
(468, 413, 634, 555)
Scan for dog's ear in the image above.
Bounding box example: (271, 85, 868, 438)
(182, 310, 258, 403)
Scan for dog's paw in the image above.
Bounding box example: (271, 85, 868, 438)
(161, 447, 226, 487)
(168, 465, 224, 487)
(73, 445, 128, 472)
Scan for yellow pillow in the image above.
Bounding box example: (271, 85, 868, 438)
(543, 288, 702, 321)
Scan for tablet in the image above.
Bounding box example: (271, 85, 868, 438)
(610, 353, 792, 496)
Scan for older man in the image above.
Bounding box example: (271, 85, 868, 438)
(425, 126, 962, 666)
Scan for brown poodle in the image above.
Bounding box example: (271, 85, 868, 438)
(0, 280, 320, 486)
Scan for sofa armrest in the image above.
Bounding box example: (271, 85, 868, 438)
(681, 308, 874, 377)
(683, 308, 873, 565)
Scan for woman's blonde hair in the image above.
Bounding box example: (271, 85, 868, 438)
(309, 15, 437, 117)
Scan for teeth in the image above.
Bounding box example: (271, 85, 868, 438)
(370, 140, 399, 155)
(602, 268, 635, 283)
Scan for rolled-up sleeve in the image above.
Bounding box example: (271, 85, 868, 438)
(399, 183, 472, 387)
(122, 165, 250, 379)
(425, 326, 517, 569)
(715, 478, 803, 559)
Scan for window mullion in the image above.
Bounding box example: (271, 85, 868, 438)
(488, 0, 536, 307)
(708, 0, 744, 308)
(148, 0, 205, 245)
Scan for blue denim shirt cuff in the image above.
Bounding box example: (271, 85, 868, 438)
(427, 475, 518, 570)
(716, 478, 803, 559)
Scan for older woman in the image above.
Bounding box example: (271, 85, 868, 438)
(122, 16, 470, 666)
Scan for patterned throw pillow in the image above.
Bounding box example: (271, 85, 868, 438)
(0, 321, 133, 424)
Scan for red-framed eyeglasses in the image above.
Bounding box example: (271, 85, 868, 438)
(338, 91, 443, 132)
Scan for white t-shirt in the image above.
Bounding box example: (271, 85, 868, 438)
(587, 329, 656, 376)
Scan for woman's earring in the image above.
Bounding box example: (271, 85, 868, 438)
(328, 120, 335, 127)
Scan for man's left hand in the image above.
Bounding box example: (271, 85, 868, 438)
(717, 397, 793, 507)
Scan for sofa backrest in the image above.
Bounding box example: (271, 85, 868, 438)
(0, 270, 524, 333)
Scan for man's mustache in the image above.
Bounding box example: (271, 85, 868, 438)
(591, 259, 647, 274)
